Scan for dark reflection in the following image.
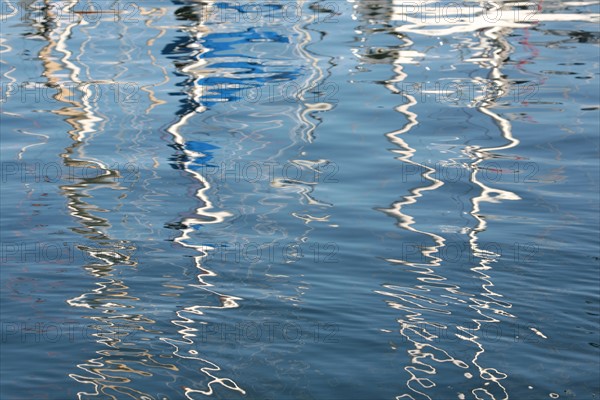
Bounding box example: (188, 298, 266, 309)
(544, 29, 600, 44)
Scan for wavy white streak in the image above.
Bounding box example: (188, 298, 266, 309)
(457, 24, 526, 400)
(380, 58, 446, 261)
(369, 40, 467, 400)
(0, 37, 17, 105)
(160, 2, 246, 396)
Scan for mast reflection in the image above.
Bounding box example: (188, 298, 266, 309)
(160, 0, 334, 397)
(32, 1, 178, 398)
(351, 0, 549, 398)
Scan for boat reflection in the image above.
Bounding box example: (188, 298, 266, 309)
(160, 0, 335, 397)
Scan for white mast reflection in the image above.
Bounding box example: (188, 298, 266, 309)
(350, 0, 572, 398)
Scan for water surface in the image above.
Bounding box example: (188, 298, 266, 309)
(1, 0, 599, 399)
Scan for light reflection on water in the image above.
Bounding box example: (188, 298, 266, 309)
(352, 0, 597, 399)
(0, 0, 598, 399)
(354, 2, 516, 397)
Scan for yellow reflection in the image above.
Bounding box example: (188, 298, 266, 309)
(30, 1, 177, 398)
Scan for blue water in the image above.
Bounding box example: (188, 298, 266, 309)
(1, 1, 599, 399)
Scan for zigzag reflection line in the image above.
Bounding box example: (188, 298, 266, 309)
(460, 23, 524, 400)
(356, 32, 463, 400)
(159, 2, 248, 396)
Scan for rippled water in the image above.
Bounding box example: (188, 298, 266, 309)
(1, 1, 599, 399)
